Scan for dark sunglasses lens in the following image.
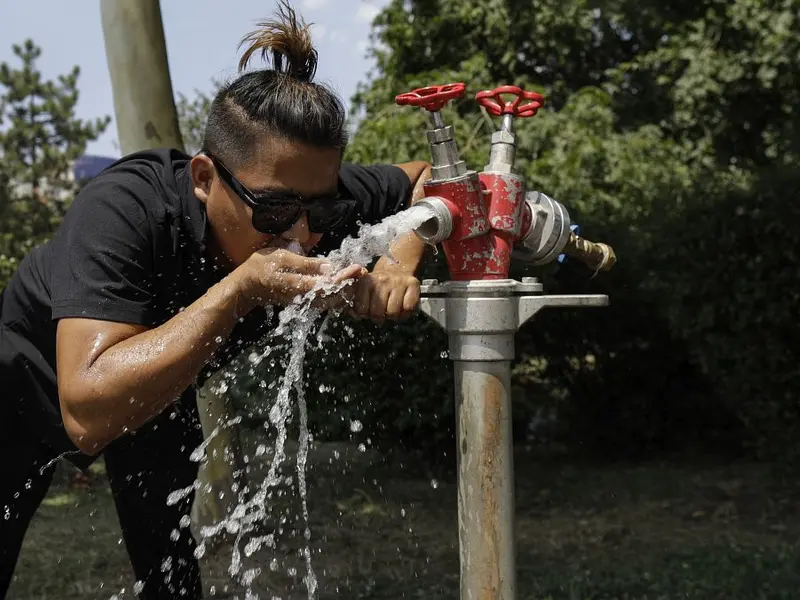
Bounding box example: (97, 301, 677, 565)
(251, 201, 301, 234)
(307, 200, 354, 233)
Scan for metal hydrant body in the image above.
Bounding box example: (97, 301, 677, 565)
(396, 82, 616, 600)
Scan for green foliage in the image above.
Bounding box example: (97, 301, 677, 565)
(177, 0, 799, 463)
(646, 167, 800, 458)
(334, 0, 800, 461)
(176, 84, 218, 155)
(0, 40, 109, 287)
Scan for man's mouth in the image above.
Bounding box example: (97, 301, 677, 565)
(284, 241, 306, 256)
(265, 238, 306, 256)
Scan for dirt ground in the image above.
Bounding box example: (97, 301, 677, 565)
(8, 439, 800, 600)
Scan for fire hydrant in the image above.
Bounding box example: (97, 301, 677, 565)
(396, 83, 616, 600)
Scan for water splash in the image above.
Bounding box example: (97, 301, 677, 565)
(326, 203, 433, 271)
(174, 204, 434, 598)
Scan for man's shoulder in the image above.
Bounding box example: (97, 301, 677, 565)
(97, 148, 191, 179)
(71, 148, 192, 223)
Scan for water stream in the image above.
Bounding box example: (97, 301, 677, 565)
(173, 204, 434, 599)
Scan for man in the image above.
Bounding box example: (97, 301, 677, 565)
(0, 3, 431, 597)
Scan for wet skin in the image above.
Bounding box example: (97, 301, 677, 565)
(55, 135, 431, 454)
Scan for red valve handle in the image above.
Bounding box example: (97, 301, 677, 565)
(475, 85, 545, 117)
(395, 82, 467, 112)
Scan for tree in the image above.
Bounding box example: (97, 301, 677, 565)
(0, 39, 110, 287)
(339, 0, 800, 460)
(172, 0, 800, 462)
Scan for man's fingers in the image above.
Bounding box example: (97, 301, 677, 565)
(370, 284, 390, 322)
(352, 279, 373, 317)
(292, 255, 333, 276)
(386, 287, 405, 318)
(263, 248, 331, 275)
(403, 280, 421, 312)
(332, 264, 367, 284)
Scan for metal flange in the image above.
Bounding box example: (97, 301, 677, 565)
(418, 278, 608, 361)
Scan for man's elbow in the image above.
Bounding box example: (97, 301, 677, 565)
(395, 160, 432, 189)
(59, 388, 111, 456)
(62, 409, 108, 456)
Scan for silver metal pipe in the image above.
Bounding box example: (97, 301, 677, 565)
(455, 359, 516, 600)
(419, 280, 609, 600)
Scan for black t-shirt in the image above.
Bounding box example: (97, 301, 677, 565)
(0, 148, 412, 461)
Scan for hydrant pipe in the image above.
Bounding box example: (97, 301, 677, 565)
(456, 359, 516, 600)
(419, 279, 609, 600)
(401, 81, 615, 600)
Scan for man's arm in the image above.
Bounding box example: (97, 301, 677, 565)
(346, 160, 433, 321)
(58, 278, 244, 455)
(372, 161, 433, 276)
(58, 252, 364, 456)
(50, 167, 366, 455)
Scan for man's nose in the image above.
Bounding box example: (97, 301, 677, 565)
(282, 213, 312, 244)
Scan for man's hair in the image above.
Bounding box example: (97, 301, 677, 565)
(202, 0, 347, 168)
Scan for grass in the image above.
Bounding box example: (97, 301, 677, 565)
(8, 443, 800, 599)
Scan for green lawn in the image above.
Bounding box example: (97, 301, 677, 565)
(8, 447, 800, 599)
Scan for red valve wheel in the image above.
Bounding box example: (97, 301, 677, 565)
(475, 85, 545, 117)
(395, 82, 467, 112)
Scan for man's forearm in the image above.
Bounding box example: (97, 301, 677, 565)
(374, 163, 432, 275)
(66, 274, 249, 453)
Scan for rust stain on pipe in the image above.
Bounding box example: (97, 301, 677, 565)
(479, 373, 505, 599)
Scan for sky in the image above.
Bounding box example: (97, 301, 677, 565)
(0, 0, 389, 158)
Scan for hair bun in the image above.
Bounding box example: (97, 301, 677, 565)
(238, 0, 318, 83)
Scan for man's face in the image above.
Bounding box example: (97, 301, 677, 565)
(190, 135, 342, 267)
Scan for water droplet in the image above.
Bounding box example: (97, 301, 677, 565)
(162, 208, 427, 596)
(194, 542, 206, 559)
(430, 479, 440, 489)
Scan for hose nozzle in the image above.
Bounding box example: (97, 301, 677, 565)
(562, 232, 617, 273)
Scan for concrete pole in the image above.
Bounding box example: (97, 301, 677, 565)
(99, 0, 245, 531)
(100, 0, 184, 154)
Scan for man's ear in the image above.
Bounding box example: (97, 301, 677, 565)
(189, 155, 215, 205)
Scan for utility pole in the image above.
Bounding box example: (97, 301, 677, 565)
(99, 0, 245, 533)
(100, 0, 183, 155)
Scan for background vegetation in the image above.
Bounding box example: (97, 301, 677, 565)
(3, 1, 799, 597)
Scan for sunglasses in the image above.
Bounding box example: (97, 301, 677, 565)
(204, 151, 357, 235)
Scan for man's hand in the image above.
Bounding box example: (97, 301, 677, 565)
(349, 271, 421, 322)
(236, 248, 367, 312)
